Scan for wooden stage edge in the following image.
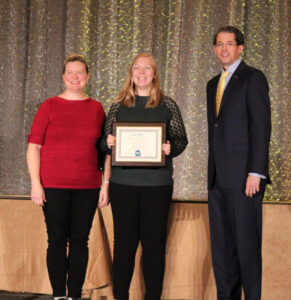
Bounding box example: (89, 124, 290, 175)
(0, 194, 290, 204)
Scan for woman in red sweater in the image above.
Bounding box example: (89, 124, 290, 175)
(26, 54, 110, 300)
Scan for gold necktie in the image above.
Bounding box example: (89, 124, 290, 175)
(216, 71, 229, 116)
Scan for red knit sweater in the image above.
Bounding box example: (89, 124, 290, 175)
(28, 96, 105, 189)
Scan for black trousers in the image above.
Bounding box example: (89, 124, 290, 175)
(208, 178, 266, 300)
(109, 182, 173, 300)
(43, 188, 99, 298)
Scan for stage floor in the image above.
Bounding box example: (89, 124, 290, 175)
(0, 291, 51, 299)
(0, 291, 92, 299)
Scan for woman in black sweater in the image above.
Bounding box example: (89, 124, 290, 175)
(102, 53, 188, 300)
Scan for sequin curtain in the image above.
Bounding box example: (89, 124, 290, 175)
(0, 0, 290, 201)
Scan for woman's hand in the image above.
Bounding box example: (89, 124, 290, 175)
(162, 141, 171, 156)
(107, 134, 116, 149)
(27, 143, 45, 206)
(31, 183, 46, 206)
(98, 183, 109, 208)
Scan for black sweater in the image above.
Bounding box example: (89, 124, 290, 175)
(101, 95, 188, 186)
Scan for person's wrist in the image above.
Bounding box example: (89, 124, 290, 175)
(31, 181, 42, 188)
(102, 180, 110, 188)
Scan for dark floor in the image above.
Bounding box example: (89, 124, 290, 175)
(0, 291, 51, 299)
(0, 292, 184, 300)
(0, 291, 92, 300)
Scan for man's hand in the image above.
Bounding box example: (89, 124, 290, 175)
(245, 175, 260, 198)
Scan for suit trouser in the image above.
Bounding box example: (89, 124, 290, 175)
(208, 178, 266, 300)
(43, 188, 99, 298)
(109, 182, 173, 300)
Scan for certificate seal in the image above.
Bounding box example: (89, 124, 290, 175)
(135, 150, 141, 157)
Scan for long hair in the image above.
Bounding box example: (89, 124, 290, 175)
(114, 53, 164, 108)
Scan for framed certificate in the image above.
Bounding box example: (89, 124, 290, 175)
(112, 122, 166, 166)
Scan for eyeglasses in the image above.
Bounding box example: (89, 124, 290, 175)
(215, 42, 238, 48)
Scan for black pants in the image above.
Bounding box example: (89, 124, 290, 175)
(109, 182, 173, 300)
(43, 188, 99, 298)
(208, 178, 266, 300)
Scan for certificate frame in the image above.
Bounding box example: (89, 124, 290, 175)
(112, 122, 166, 166)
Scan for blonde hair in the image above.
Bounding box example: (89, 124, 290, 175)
(114, 53, 164, 108)
(63, 54, 89, 74)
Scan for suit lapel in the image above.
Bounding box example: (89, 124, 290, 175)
(218, 61, 247, 118)
(211, 76, 220, 119)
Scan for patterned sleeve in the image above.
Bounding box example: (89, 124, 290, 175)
(100, 102, 120, 154)
(164, 97, 188, 158)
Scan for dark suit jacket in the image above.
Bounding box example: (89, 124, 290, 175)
(206, 60, 271, 189)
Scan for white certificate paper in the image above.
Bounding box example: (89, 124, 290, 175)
(112, 123, 166, 166)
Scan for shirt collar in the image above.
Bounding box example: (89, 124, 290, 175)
(222, 58, 242, 75)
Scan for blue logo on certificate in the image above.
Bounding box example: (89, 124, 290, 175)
(135, 150, 141, 157)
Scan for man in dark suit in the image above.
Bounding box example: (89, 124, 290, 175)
(206, 26, 271, 300)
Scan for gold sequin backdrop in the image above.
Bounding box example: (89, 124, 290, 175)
(0, 0, 290, 201)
